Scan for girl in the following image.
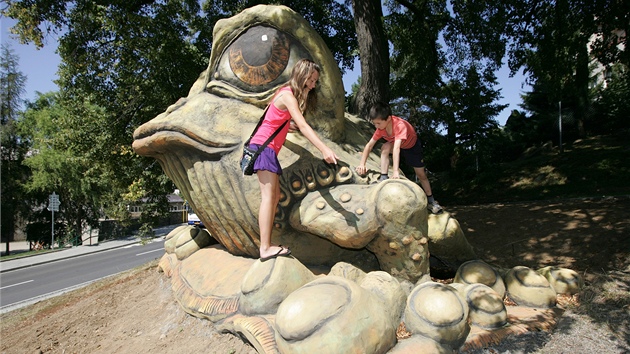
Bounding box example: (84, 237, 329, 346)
(248, 58, 339, 261)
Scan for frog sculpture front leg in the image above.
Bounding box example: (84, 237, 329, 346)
(289, 179, 430, 282)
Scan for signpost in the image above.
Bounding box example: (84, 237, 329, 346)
(558, 101, 563, 154)
(48, 192, 60, 249)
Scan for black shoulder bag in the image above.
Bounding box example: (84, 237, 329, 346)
(240, 106, 288, 176)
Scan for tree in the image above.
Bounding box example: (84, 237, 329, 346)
(18, 94, 97, 245)
(504, 109, 535, 151)
(589, 0, 629, 69)
(4, 0, 205, 225)
(591, 64, 630, 135)
(3, 0, 358, 225)
(350, 0, 390, 117)
(448, 66, 506, 173)
(386, 0, 448, 112)
(403, 64, 506, 173)
(447, 0, 628, 140)
(0, 43, 28, 255)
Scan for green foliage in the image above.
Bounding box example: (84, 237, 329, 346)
(386, 0, 448, 102)
(591, 66, 630, 136)
(18, 93, 109, 241)
(1, 43, 29, 244)
(588, 0, 630, 68)
(6, 0, 197, 228)
(137, 222, 155, 244)
(393, 0, 628, 178)
(444, 66, 506, 146)
(0, 44, 26, 121)
(446, 0, 612, 139)
(55, 1, 208, 125)
(4, 0, 629, 226)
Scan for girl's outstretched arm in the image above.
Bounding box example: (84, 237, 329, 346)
(281, 94, 338, 165)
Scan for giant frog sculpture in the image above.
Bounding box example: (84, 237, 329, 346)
(132, 4, 475, 281)
(132, 5, 582, 353)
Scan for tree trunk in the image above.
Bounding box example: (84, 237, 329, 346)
(575, 41, 588, 138)
(351, 0, 390, 119)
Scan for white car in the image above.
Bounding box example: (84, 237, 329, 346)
(187, 212, 204, 228)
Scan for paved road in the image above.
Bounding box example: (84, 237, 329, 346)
(0, 224, 181, 313)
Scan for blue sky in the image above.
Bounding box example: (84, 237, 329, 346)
(3, 17, 529, 126)
(2, 18, 61, 103)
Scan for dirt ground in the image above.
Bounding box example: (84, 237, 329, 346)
(1, 197, 628, 354)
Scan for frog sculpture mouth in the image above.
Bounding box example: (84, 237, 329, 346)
(134, 128, 238, 161)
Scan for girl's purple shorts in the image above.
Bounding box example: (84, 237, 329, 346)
(250, 144, 282, 175)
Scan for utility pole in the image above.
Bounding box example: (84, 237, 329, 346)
(1, 135, 4, 255)
(558, 101, 563, 154)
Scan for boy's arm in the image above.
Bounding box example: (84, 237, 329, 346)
(356, 138, 377, 175)
(391, 139, 403, 178)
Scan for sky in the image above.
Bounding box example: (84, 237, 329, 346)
(1, 18, 61, 103)
(2, 17, 529, 126)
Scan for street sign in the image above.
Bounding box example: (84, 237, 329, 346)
(48, 192, 61, 249)
(48, 192, 60, 212)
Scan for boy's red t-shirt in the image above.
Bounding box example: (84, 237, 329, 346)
(371, 115, 417, 149)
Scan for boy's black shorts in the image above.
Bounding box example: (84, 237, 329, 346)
(401, 139, 425, 168)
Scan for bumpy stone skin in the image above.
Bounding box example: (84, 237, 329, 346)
(405, 282, 470, 348)
(459, 284, 508, 329)
(537, 266, 584, 295)
(132, 4, 475, 282)
(454, 260, 506, 298)
(505, 266, 557, 308)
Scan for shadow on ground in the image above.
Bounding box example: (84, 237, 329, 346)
(449, 196, 630, 353)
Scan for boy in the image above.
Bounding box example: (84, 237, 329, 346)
(355, 102, 443, 214)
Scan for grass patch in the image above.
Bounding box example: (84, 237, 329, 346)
(0, 248, 57, 261)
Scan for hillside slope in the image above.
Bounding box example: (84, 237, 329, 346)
(436, 135, 630, 205)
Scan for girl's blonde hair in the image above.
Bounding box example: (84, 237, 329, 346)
(285, 58, 320, 113)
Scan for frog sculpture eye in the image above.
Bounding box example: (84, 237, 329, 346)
(204, 5, 345, 139)
(209, 25, 311, 100)
(229, 27, 290, 86)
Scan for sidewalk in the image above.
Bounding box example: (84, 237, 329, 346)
(0, 224, 183, 273)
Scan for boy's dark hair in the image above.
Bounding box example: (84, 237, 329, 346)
(368, 102, 392, 121)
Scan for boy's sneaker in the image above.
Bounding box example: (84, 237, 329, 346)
(377, 175, 389, 182)
(428, 201, 443, 214)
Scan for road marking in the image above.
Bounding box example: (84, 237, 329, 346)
(135, 249, 163, 256)
(0, 279, 34, 290)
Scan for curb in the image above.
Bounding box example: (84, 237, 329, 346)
(0, 239, 143, 274)
(0, 224, 182, 273)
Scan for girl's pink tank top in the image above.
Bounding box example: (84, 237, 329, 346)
(250, 87, 292, 155)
